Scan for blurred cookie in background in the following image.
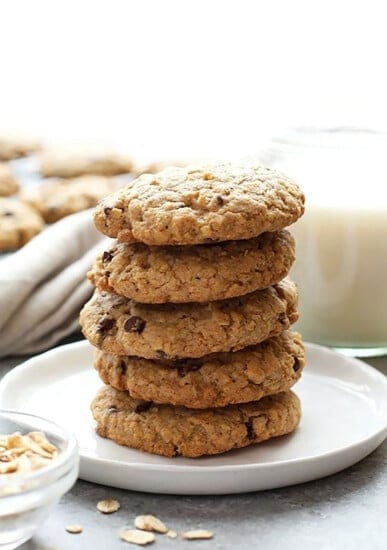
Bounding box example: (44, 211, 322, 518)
(0, 135, 41, 161)
(0, 198, 44, 251)
(39, 150, 134, 178)
(21, 175, 122, 223)
(0, 163, 20, 196)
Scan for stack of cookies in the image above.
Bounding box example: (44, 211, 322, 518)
(80, 163, 305, 458)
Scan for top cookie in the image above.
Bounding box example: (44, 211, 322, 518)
(94, 163, 305, 245)
(39, 150, 134, 178)
(0, 163, 19, 196)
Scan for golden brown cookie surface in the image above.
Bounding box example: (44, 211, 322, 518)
(95, 331, 305, 408)
(91, 386, 301, 458)
(89, 230, 295, 303)
(94, 163, 305, 245)
(80, 279, 298, 359)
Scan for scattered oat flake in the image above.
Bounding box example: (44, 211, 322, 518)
(166, 529, 177, 538)
(97, 498, 120, 514)
(135, 514, 167, 534)
(66, 525, 83, 534)
(183, 529, 214, 540)
(120, 529, 155, 545)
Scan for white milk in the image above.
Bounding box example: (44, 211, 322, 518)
(262, 129, 387, 354)
(291, 200, 387, 349)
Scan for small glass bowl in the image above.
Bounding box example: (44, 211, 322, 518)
(0, 410, 79, 550)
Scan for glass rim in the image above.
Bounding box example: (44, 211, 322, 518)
(0, 408, 78, 494)
(268, 126, 387, 151)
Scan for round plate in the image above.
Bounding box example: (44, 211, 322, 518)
(0, 340, 386, 495)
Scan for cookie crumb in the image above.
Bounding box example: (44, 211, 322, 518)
(97, 498, 120, 514)
(134, 514, 167, 533)
(120, 529, 155, 545)
(66, 525, 83, 534)
(182, 529, 214, 540)
(166, 529, 177, 538)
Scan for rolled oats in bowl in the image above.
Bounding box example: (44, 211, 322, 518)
(0, 411, 78, 549)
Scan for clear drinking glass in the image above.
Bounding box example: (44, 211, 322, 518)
(261, 127, 387, 357)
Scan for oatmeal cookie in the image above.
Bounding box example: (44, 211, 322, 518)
(94, 163, 304, 245)
(91, 386, 301, 458)
(80, 279, 299, 359)
(95, 331, 305, 408)
(88, 230, 295, 303)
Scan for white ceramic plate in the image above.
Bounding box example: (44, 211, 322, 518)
(0, 340, 386, 495)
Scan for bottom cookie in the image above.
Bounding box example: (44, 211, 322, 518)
(91, 386, 301, 458)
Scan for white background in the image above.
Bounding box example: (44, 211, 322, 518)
(1, 0, 386, 163)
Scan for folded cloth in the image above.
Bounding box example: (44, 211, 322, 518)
(0, 209, 108, 357)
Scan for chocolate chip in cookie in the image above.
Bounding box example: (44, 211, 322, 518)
(293, 357, 301, 372)
(124, 316, 146, 333)
(102, 250, 113, 263)
(175, 360, 203, 377)
(97, 317, 116, 333)
(245, 419, 255, 440)
(134, 401, 152, 413)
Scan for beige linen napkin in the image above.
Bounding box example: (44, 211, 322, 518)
(0, 209, 108, 357)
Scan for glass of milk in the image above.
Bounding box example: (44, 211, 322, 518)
(261, 128, 387, 357)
